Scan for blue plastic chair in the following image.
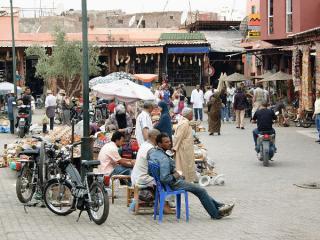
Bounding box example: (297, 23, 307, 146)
(148, 162, 189, 223)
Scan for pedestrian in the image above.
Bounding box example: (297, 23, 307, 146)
(220, 87, 228, 122)
(154, 101, 172, 139)
(21, 87, 33, 125)
(207, 93, 222, 136)
(204, 86, 213, 105)
(227, 83, 236, 121)
(148, 133, 235, 219)
(60, 90, 71, 125)
(45, 90, 56, 130)
(135, 101, 154, 146)
(173, 107, 196, 182)
(233, 87, 249, 129)
(178, 89, 186, 114)
(191, 84, 204, 121)
(252, 83, 267, 118)
(313, 91, 320, 143)
(106, 104, 133, 141)
(97, 131, 135, 176)
(7, 91, 15, 134)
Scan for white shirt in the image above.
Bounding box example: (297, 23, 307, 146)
(204, 90, 213, 104)
(131, 141, 155, 187)
(190, 89, 204, 109)
(135, 110, 153, 146)
(45, 94, 57, 108)
(227, 87, 236, 102)
(314, 98, 320, 115)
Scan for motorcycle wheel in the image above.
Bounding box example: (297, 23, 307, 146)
(44, 179, 74, 216)
(301, 120, 312, 128)
(19, 127, 25, 138)
(88, 182, 109, 225)
(262, 142, 269, 167)
(16, 165, 35, 203)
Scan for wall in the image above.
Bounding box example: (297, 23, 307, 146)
(247, 0, 260, 14)
(261, 0, 320, 41)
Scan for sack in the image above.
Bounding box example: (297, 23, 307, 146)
(138, 188, 154, 202)
(42, 115, 49, 124)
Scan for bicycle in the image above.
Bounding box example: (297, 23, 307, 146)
(43, 147, 109, 225)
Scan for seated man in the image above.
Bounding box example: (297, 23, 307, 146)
(131, 129, 160, 187)
(97, 131, 135, 176)
(148, 133, 234, 219)
(252, 101, 277, 152)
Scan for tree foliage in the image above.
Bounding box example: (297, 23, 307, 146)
(25, 29, 100, 97)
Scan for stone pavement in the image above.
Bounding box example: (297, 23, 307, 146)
(0, 120, 320, 240)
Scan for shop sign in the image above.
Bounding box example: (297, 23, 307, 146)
(248, 31, 261, 38)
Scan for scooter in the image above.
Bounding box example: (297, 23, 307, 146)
(16, 105, 31, 138)
(257, 132, 276, 167)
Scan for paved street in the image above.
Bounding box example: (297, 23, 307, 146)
(0, 120, 320, 240)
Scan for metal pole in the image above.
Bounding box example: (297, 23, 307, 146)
(81, 0, 92, 160)
(10, 0, 17, 96)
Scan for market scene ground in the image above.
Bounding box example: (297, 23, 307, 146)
(0, 111, 319, 240)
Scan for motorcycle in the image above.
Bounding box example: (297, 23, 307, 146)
(16, 105, 31, 138)
(257, 132, 276, 167)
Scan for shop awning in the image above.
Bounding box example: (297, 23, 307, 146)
(136, 47, 163, 54)
(168, 47, 210, 54)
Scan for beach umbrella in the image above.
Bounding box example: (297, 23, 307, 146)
(0, 82, 22, 95)
(92, 79, 155, 103)
(89, 71, 135, 88)
(259, 71, 292, 82)
(225, 72, 248, 82)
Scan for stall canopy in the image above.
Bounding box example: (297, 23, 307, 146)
(201, 31, 243, 53)
(260, 71, 292, 82)
(0, 82, 22, 95)
(136, 47, 163, 54)
(225, 72, 248, 82)
(167, 47, 210, 54)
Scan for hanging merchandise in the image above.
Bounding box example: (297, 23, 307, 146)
(120, 56, 124, 63)
(190, 57, 193, 64)
(116, 50, 120, 66)
(125, 54, 131, 64)
(172, 55, 176, 63)
(151, 54, 154, 61)
(198, 58, 201, 66)
(145, 55, 148, 64)
(195, 56, 198, 62)
(157, 54, 160, 62)
(178, 57, 181, 66)
(183, 56, 186, 62)
(136, 57, 141, 64)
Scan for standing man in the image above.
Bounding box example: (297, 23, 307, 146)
(252, 83, 267, 118)
(204, 86, 213, 105)
(45, 90, 56, 131)
(21, 87, 33, 125)
(313, 91, 320, 143)
(173, 108, 196, 182)
(227, 84, 236, 121)
(7, 91, 16, 134)
(191, 85, 204, 121)
(233, 87, 249, 130)
(135, 102, 154, 146)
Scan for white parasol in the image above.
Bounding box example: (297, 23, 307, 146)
(91, 79, 155, 103)
(0, 82, 22, 95)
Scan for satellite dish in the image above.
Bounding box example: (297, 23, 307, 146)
(137, 16, 144, 28)
(129, 15, 136, 27)
(181, 11, 188, 25)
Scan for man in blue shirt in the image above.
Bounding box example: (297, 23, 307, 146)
(148, 133, 234, 219)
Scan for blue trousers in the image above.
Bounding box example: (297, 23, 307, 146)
(316, 114, 320, 139)
(220, 106, 229, 121)
(111, 165, 132, 176)
(194, 108, 203, 121)
(171, 180, 222, 219)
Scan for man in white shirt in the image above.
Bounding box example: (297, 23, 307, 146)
(131, 129, 160, 187)
(204, 86, 213, 105)
(313, 91, 320, 143)
(190, 85, 204, 121)
(135, 102, 154, 146)
(45, 90, 57, 130)
(227, 84, 236, 121)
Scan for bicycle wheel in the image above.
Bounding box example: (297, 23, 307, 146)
(16, 165, 35, 203)
(88, 182, 109, 225)
(39, 142, 46, 186)
(44, 179, 74, 216)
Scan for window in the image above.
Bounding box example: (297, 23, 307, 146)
(118, 19, 123, 24)
(268, 0, 274, 34)
(286, 0, 293, 32)
(251, 5, 256, 14)
(170, 16, 174, 19)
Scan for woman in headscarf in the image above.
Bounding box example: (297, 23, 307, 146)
(106, 104, 133, 140)
(207, 93, 222, 136)
(154, 101, 172, 139)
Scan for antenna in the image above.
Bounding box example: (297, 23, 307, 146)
(181, 10, 188, 25)
(129, 15, 136, 27)
(137, 15, 144, 28)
